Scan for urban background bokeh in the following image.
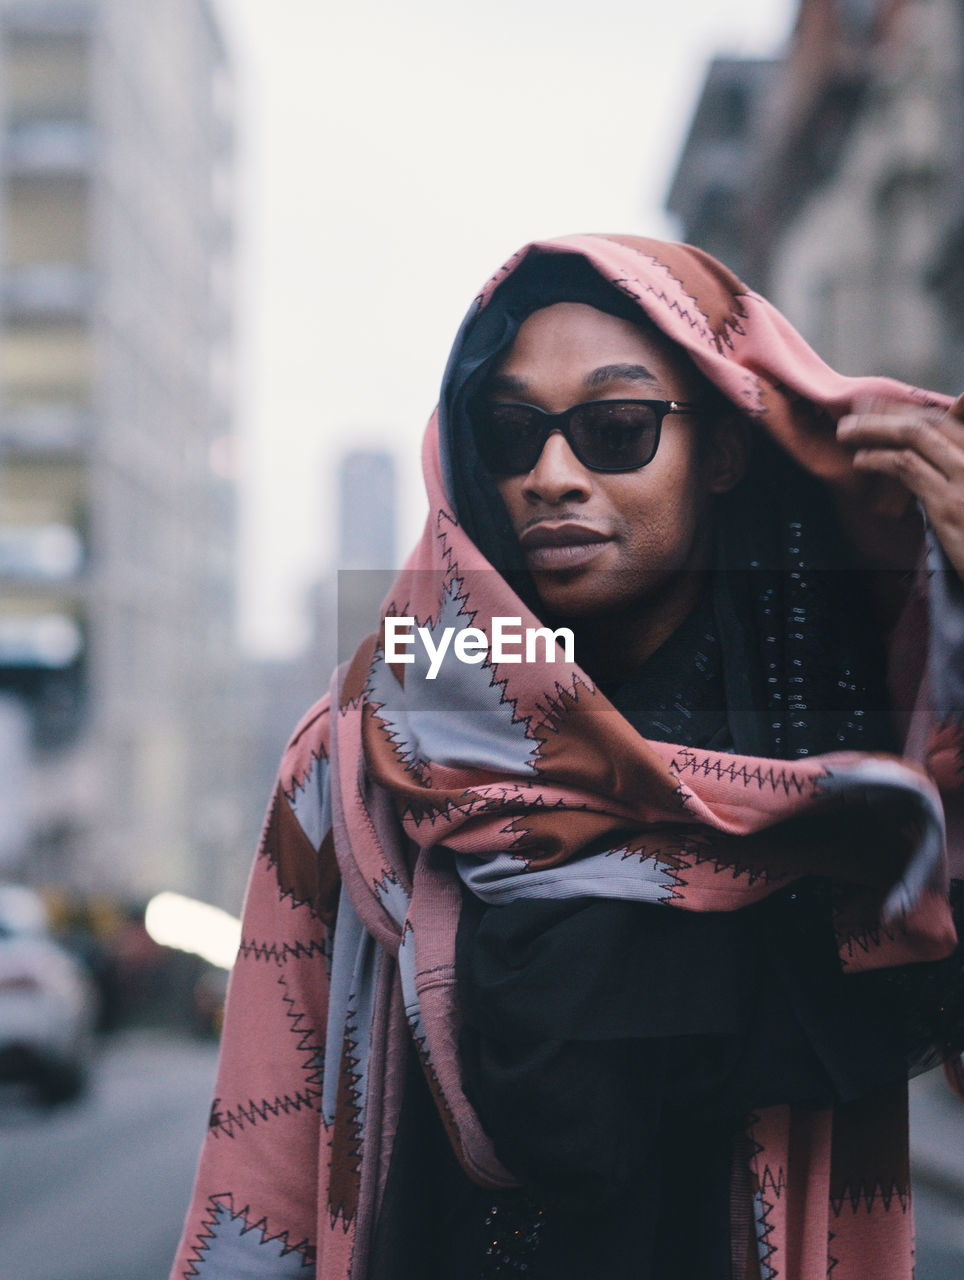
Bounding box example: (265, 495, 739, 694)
(0, 1, 962, 1278)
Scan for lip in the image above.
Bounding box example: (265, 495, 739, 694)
(518, 522, 612, 571)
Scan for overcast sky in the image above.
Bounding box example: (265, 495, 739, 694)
(219, 0, 797, 656)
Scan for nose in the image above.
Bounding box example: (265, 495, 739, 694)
(522, 430, 593, 504)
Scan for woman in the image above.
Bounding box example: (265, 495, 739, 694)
(171, 235, 964, 1280)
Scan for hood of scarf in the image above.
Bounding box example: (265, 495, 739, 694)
(328, 232, 956, 992)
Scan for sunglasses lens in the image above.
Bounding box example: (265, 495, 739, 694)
(570, 402, 659, 470)
(476, 404, 546, 473)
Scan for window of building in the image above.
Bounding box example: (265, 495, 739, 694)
(1, 319, 92, 405)
(712, 83, 750, 138)
(0, 456, 87, 528)
(4, 31, 89, 122)
(4, 175, 89, 266)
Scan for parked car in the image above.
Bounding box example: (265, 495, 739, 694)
(0, 885, 98, 1104)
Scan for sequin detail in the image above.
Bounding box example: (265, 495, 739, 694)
(480, 1191, 545, 1278)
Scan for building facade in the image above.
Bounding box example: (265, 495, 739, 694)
(0, 0, 246, 908)
(668, 0, 964, 396)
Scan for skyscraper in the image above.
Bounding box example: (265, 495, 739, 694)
(0, 0, 244, 904)
(337, 448, 397, 570)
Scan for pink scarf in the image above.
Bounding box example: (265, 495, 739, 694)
(172, 235, 963, 1280)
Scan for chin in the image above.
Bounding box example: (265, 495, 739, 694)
(534, 585, 653, 623)
(533, 568, 684, 627)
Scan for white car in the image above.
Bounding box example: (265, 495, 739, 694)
(0, 885, 98, 1104)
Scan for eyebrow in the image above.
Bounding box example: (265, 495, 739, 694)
(485, 372, 530, 397)
(584, 363, 658, 389)
(485, 362, 660, 399)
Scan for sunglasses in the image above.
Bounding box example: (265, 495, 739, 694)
(470, 399, 705, 475)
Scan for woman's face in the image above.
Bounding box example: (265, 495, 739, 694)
(486, 303, 740, 627)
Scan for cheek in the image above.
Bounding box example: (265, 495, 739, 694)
(495, 479, 524, 526)
(617, 471, 708, 563)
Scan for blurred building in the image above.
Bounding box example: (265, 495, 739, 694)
(665, 58, 775, 286)
(335, 447, 396, 668)
(243, 449, 400, 846)
(668, 0, 964, 394)
(0, 0, 246, 907)
(337, 448, 397, 571)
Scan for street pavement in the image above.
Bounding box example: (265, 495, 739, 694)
(0, 1032, 960, 1280)
(0, 1030, 218, 1280)
(910, 1066, 964, 1279)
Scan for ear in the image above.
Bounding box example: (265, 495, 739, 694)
(706, 412, 749, 494)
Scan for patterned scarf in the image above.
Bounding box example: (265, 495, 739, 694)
(171, 236, 963, 1280)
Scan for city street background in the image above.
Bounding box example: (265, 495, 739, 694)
(1, 0, 963, 1277)
(0, 1033, 218, 1280)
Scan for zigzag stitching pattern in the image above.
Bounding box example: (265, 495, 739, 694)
(210, 1082, 322, 1140)
(627, 238, 754, 326)
(399, 512, 610, 775)
(687, 840, 780, 888)
(283, 744, 328, 808)
(183, 1192, 315, 1278)
(753, 1185, 779, 1280)
(671, 748, 817, 797)
(744, 1116, 781, 1280)
(256, 792, 327, 924)
(400, 783, 527, 829)
(428, 519, 549, 744)
(211, 974, 324, 1139)
(760, 1163, 788, 1198)
(237, 937, 329, 967)
(369, 702, 430, 784)
(400, 776, 567, 830)
(404, 1014, 463, 1165)
(602, 258, 750, 353)
(527, 671, 595, 742)
(256, 790, 279, 864)
(406, 787, 581, 848)
(758, 1156, 788, 1279)
(754, 1186, 782, 1280)
(671, 772, 697, 813)
(836, 917, 901, 961)
(367, 561, 539, 781)
(371, 869, 410, 924)
(183, 1193, 226, 1279)
(500, 793, 596, 847)
(603, 842, 687, 897)
(827, 1228, 839, 1276)
(829, 1179, 910, 1216)
(280, 971, 325, 1096)
(326, 999, 366, 1223)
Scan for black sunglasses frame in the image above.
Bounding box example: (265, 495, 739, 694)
(471, 398, 705, 475)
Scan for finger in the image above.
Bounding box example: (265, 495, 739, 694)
(851, 445, 951, 498)
(853, 447, 964, 581)
(844, 395, 964, 445)
(852, 392, 953, 417)
(839, 415, 964, 482)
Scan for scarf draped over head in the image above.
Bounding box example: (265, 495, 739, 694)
(318, 235, 963, 1278)
(339, 233, 957, 951)
(171, 235, 964, 1280)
